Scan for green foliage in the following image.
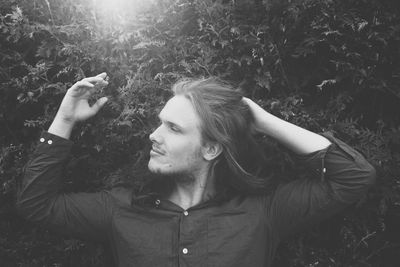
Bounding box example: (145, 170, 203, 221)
(1, 0, 399, 265)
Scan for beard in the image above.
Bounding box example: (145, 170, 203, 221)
(148, 156, 205, 185)
(150, 167, 197, 186)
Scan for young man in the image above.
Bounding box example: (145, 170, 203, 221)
(17, 73, 376, 267)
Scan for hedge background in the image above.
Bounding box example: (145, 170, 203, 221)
(1, 0, 399, 266)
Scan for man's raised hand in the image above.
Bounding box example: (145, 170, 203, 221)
(48, 73, 109, 139)
(57, 73, 109, 124)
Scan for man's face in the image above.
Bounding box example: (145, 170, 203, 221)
(148, 95, 207, 176)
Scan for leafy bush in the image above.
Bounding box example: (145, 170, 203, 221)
(1, 0, 399, 265)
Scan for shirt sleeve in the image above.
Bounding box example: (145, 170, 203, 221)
(264, 131, 376, 241)
(16, 131, 114, 242)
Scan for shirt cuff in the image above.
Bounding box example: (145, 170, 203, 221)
(295, 131, 359, 180)
(35, 131, 73, 156)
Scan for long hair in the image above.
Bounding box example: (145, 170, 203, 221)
(172, 77, 271, 194)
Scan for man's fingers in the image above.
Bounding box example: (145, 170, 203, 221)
(83, 72, 108, 83)
(95, 72, 107, 79)
(70, 77, 108, 95)
(82, 76, 107, 85)
(91, 97, 108, 113)
(71, 80, 94, 90)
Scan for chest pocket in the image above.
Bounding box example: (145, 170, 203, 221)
(207, 212, 258, 266)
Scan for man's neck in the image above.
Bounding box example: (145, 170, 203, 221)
(168, 171, 216, 210)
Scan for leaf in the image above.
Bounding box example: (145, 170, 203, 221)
(316, 79, 336, 90)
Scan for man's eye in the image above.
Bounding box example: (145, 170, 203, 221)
(169, 124, 180, 132)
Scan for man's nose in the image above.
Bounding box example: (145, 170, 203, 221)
(149, 125, 162, 143)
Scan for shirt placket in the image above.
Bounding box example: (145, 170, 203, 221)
(153, 199, 195, 266)
(155, 199, 208, 267)
(179, 208, 191, 266)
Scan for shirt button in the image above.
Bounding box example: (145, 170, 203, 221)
(183, 210, 189, 216)
(47, 140, 53, 145)
(155, 199, 161, 205)
(40, 138, 45, 143)
(182, 248, 188, 255)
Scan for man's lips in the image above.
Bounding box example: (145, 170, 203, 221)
(151, 146, 165, 155)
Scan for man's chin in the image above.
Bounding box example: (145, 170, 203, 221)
(147, 163, 186, 178)
(148, 162, 170, 175)
(147, 164, 161, 174)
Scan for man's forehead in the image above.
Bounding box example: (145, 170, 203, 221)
(159, 96, 201, 128)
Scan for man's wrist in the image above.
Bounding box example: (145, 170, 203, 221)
(48, 114, 76, 140)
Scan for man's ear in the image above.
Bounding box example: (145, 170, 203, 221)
(202, 142, 223, 161)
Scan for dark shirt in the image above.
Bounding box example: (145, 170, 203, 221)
(17, 131, 376, 267)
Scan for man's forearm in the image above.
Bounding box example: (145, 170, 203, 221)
(17, 132, 73, 222)
(258, 111, 330, 154)
(247, 100, 331, 154)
